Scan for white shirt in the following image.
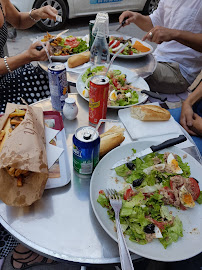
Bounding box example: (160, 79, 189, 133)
(150, 0, 202, 85)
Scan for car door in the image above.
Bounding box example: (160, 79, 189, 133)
(71, 0, 147, 18)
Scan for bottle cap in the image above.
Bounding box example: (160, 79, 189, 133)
(65, 97, 76, 104)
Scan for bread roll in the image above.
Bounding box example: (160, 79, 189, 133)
(100, 126, 125, 157)
(130, 105, 170, 121)
(68, 51, 90, 68)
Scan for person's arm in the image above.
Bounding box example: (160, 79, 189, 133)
(0, 41, 50, 75)
(119, 11, 153, 32)
(2, 0, 57, 29)
(180, 81, 202, 135)
(143, 27, 202, 53)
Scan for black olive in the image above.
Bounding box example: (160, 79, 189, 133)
(126, 162, 135, 170)
(87, 72, 92, 76)
(144, 224, 155, 234)
(117, 91, 122, 95)
(132, 178, 144, 187)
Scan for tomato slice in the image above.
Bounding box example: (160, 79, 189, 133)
(188, 177, 200, 200)
(112, 40, 120, 48)
(123, 187, 135, 200)
(109, 39, 115, 47)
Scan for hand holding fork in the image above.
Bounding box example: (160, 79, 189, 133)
(106, 189, 134, 270)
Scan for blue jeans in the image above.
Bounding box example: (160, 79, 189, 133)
(169, 105, 202, 155)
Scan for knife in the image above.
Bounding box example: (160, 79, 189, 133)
(111, 135, 187, 169)
(141, 90, 167, 102)
(116, 16, 129, 31)
(36, 29, 69, 51)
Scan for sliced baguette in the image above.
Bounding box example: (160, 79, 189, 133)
(100, 126, 125, 157)
(130, 105, 171, 121)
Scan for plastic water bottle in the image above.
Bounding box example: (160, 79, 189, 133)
(90, 13, 109, 65)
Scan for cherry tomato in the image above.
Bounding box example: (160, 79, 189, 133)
(188, 177, 200, 200)
(112, 40, 120, 48)
(99, 190, 104, 194)
(123, 187, 135, 200)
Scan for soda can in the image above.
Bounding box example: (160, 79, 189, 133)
(89, 20, 95, 50)
(48, 62, 68, 111)
(89, 75, 109, 125)
(73, 126, 100, 175)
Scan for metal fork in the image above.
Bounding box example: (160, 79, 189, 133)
(106, 189, 134, 270)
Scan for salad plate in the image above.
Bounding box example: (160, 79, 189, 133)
(90, 141, 202, 262)
(37, 34, 89, 62)
(76, 64, 150, 109)
(109, 34, 153, 59)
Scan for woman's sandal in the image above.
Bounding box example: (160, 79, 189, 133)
(11, 248, 57, 270)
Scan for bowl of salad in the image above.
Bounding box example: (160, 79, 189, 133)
(76, 64, 150, 109)
(40, 32, 89, 61)
(109, 35, 153, 59)
(90, 140, 202, 261)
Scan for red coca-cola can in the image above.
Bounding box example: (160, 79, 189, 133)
(89, 75, 109, 125)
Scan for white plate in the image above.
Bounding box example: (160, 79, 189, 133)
(90, 141, 202, 262)
(109, 34, 153, 59)
(36, 35, 89, 62)
(76, 64, 150, 109)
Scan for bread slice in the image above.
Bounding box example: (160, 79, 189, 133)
(100, 126, 125, 157)
(130, 105, 171, 121)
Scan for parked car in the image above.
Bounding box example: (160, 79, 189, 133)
(10, 0, 160, 32)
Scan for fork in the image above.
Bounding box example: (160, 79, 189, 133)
(106, 189, 134, 270)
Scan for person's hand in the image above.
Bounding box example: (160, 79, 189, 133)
(26, 41, 51, 62)
(180, 101, 197, 136)
(142, 26, 176, 44)
(189, 113, 202, 136)
(119, 11, 138, 26)
(31, 5, 58, 21)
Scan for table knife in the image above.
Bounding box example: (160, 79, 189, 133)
(141, 90, 167, 102)
(116, 16, 129, 31)
(111, 135, 187, 169)
(36, 29, 69, 51)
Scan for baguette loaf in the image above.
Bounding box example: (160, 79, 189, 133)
(68, 51, 90, 68)
(130, 105, 170, 121)
(100, 126, 125, 157)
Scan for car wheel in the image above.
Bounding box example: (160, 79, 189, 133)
(34, 0, 67, 32)
(143, 0, 160, 15)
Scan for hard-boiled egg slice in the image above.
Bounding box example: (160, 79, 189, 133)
(167, 153, 183, 174)
(109, 90, 118, 101)
(82, 88, 89, 98)
(179, 185, 195, 208)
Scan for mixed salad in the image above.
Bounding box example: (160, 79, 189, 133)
(81, 66, 139, 107)
(97, 151, 202, 248)
(109, 36, 150, 56)
(41, 32, 88, 56)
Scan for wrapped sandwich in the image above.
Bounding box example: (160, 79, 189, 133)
(0, 103, 48, 207)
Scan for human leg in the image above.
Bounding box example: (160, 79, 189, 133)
(0, 224, 18, 259)
(145, 62, 190, 94)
